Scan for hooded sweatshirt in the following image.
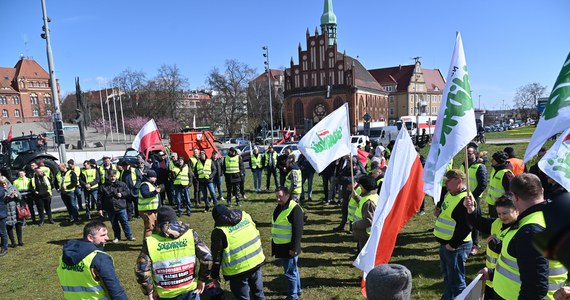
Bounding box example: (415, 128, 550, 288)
(210, 206, 263, 279)
(60, 240, 127, 300)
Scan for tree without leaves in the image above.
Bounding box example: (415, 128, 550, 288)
(205, 59, 256, 137)
(513, 82, 546, 120)
(112, 68, 147, 113)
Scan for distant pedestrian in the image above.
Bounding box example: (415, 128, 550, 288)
(99, 170, 134, 243)
(80, 159, 100, 220)
(56, 163, 80, 224)
(263, 145, 278, 191)
(211, 150, 225, 202)
(223, 147, 243, 207)
(250, 146, 263, 193)
(31, 167, 54, 224)
(196, 151, 218, 212)
(138, 170, 161, 237)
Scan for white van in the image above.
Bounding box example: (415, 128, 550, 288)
(370, 126, 399, 146)
(351, 135, 369, 149)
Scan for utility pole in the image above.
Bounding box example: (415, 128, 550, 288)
(262, 46, 275, 143)
(40, 0, 66, 162)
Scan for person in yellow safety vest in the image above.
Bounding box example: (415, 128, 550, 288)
(351, 175, 379, 252)
(135, 206, 213, 300)
(56, 163, 80, 224)
(484, 174, 568, 299)
(196, 150, 218, 212)
(68, 159, 84, 211)
(98, 156, 117, 185)
(250, 146, 264, 193)
(272, 186, 304, 300)
(189, 149, 201, 206)
(347, 185, 362, 234)
(38, 159, 53, 185)
(138, 170, 161, 237)
(57, 221, 128, 300)
(13, 170, 34, 223)
(485, 151, 514, 219)
(223, 147, 244, 208)
(433, 169, 473, 300)
(464, 193, 518, 299)
(171, 156, 194, 217)
(210, 204, 266, 299)
(117, 160, 141, 221)
(262, 145, 279, 191)
(285, 155, 302, 202)
(368, 160, 385, 195)
(460, 144, 489, 256)
(31, 167, 54, 224)
(80, 160, 100, 220)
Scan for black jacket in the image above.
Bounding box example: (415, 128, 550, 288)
(120, 168, 142, 198)
(271, 199, 304, 258)
(99, 180, 129, 212)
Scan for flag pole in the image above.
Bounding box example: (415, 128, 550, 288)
(464, 146, 471, 194)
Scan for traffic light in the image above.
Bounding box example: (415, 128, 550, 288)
(53, 120, 65, 144)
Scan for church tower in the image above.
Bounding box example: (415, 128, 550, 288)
(320, 0, 337, 46)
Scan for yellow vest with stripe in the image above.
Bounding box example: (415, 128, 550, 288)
(493, 211, 568, 299)
(172, 165, 190, 185)
(31, 175, 52, 196)
(189, 156, 198, 169)
(138, 182, 159, 211)
(285, 169, 302, 195)
(251, 153, 262, 169)
(460, 163, 481, 193)
(57, 250, 109, 299)
(71, 166, 81, 178)
(81, 169, 99, 190)
(272, 200, 298, 244)
(216, 212, 265, 276)
(40, 165, 52, 180)
(57, 170, 76, 192)
(354, 193, 379, 234)
(485, 218, 508, 288)
(196, 159, 212, 180)
(146, 229, 198, 298)
(98, 164, 116, 184)
(485, 168, 512, 206)
(433, 191, 472, 242)
(13, 177, 30, 192)
(264, 152, 277, 167)
(225, 156, 239, 174)
(348, 186, 362, 222)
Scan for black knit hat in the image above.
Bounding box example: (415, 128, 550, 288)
(212, 204, 230, 221)
(492, 151, 509, 165)
(358, 175, 377, 191)
(157, 206, 177, 224)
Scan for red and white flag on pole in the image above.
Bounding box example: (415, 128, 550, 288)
(131, 119, 161, 154)
(353, 128, 425, 296)
(7, 126, 12, 142)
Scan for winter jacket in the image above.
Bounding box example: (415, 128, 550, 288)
(61, 239, 127, 300)
(212, 157, 223, 177)
(0, 188, 6, 219)
(99, 180, 129, 212)
(223, 154, 244, 183)
(120, 168, 142, 199)
(4, 185, 22, 226)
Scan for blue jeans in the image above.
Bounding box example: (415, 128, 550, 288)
(301, 171, 314, 200)
(107, 209, 133, 240)
(0, 217, 8, 250)
(174, 185, 192, 215)
(439, 241, 472, 300)
(83, 189, 98, 215)
(199, 182, 218, 210)
(252, 169, 262, 192)
(215, 176, 224, 199)
(74, 187, 83, 208)
(281, 256, 301, 300)
(229, 267, 266, 300)
(61, 191, 79, 222)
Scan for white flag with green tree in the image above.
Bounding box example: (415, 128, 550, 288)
(524, 52, 570, 162)
(422, 32, 477, 204)
(538, 128, 570, 192)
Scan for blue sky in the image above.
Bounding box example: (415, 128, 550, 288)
(1, 0, 568, 111)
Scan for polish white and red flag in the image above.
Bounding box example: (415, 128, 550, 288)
(131, 119, 161, 153)
(353, 127, 425, 296)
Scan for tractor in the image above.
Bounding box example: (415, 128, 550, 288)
(0, 134, 59, 180)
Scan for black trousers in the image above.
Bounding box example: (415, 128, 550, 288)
(266, 167, 278, 190)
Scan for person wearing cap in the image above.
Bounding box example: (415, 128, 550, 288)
(57, 221, 128, 300)
(135, 206, 213, 299)
(433, 169, 473, 299)
(263, 145, 279, 191)
(489, 173, 567, 299)
(151, 151, 174, 206)
(196, 150, 218, 212)
(459, 144, 488, 256)
(138, 170, 161, 237)
(223, 147, 244, 207)
(189, 149, 201, 206)
(352, 175, 379, 252)
(171, 156, 194, 217)
(366, 264, 412, 300)
(504, 146, 526, 175)
(56, 163, 80, 224)
(98, 169, 135, 243)
(485, 151, 514, 218)
(210, 204, 266, 299)
(272, 186, 304, 300)
(68, 159, 84, 211)
(80, 159, 100, 220)
(117, 160, 142, 221)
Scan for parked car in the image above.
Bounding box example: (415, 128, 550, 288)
(229, 138, 249, 145)
(236, 143, 266, 163)
(272, 144, 301, 162)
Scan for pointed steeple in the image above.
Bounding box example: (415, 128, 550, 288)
(320, 0, 337, 46)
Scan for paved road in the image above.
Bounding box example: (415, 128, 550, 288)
(485, 137, 531, 144)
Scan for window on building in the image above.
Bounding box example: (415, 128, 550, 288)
(0, 96, 6, 104)
(32, 109, 39, 117)
(14, 109, 20, 117)
(29, 82, 34, 87)
(294, 100, 304, 125)
(389, 96, 394, 103)
(432, 107, 436, 114)
(46, 109, 52, 115)
(390, 108, 394, 116)
(43, 82, 47, 87)
(410, 108, 414, 115)
(30, 94, 38, 104)
(12, 96, 19, 104)
(2, 109, 8, 117)
(44, 96, 51, 104)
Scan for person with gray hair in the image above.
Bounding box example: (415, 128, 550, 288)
(366, 264, 412, 300)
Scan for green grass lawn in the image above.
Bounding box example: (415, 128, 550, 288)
(0, 130, 549, 299)
(485, 125, 536, 139)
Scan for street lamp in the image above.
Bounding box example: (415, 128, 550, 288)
(262, 46, 275, 143)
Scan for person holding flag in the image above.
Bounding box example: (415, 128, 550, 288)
(351, 175, 378, 252)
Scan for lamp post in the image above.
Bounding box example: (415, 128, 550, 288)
(40, 0, 66, 162)
(105, 86, 114, 142)
(262, 46, 275, 143)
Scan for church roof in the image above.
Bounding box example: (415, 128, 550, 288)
(422, 68, 446, 92)
(368, 65, 415, 92)
(0, 67, 17, 92)
(321, 0, 337, 25)
(13, 58, 49, 80)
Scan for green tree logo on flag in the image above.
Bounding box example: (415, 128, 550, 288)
(439, 65, 473, 151)
(543, 54, 570, 120)
(546, 140, 570, 179)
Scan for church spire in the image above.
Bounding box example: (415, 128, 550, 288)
(320, 0, 337, 47)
